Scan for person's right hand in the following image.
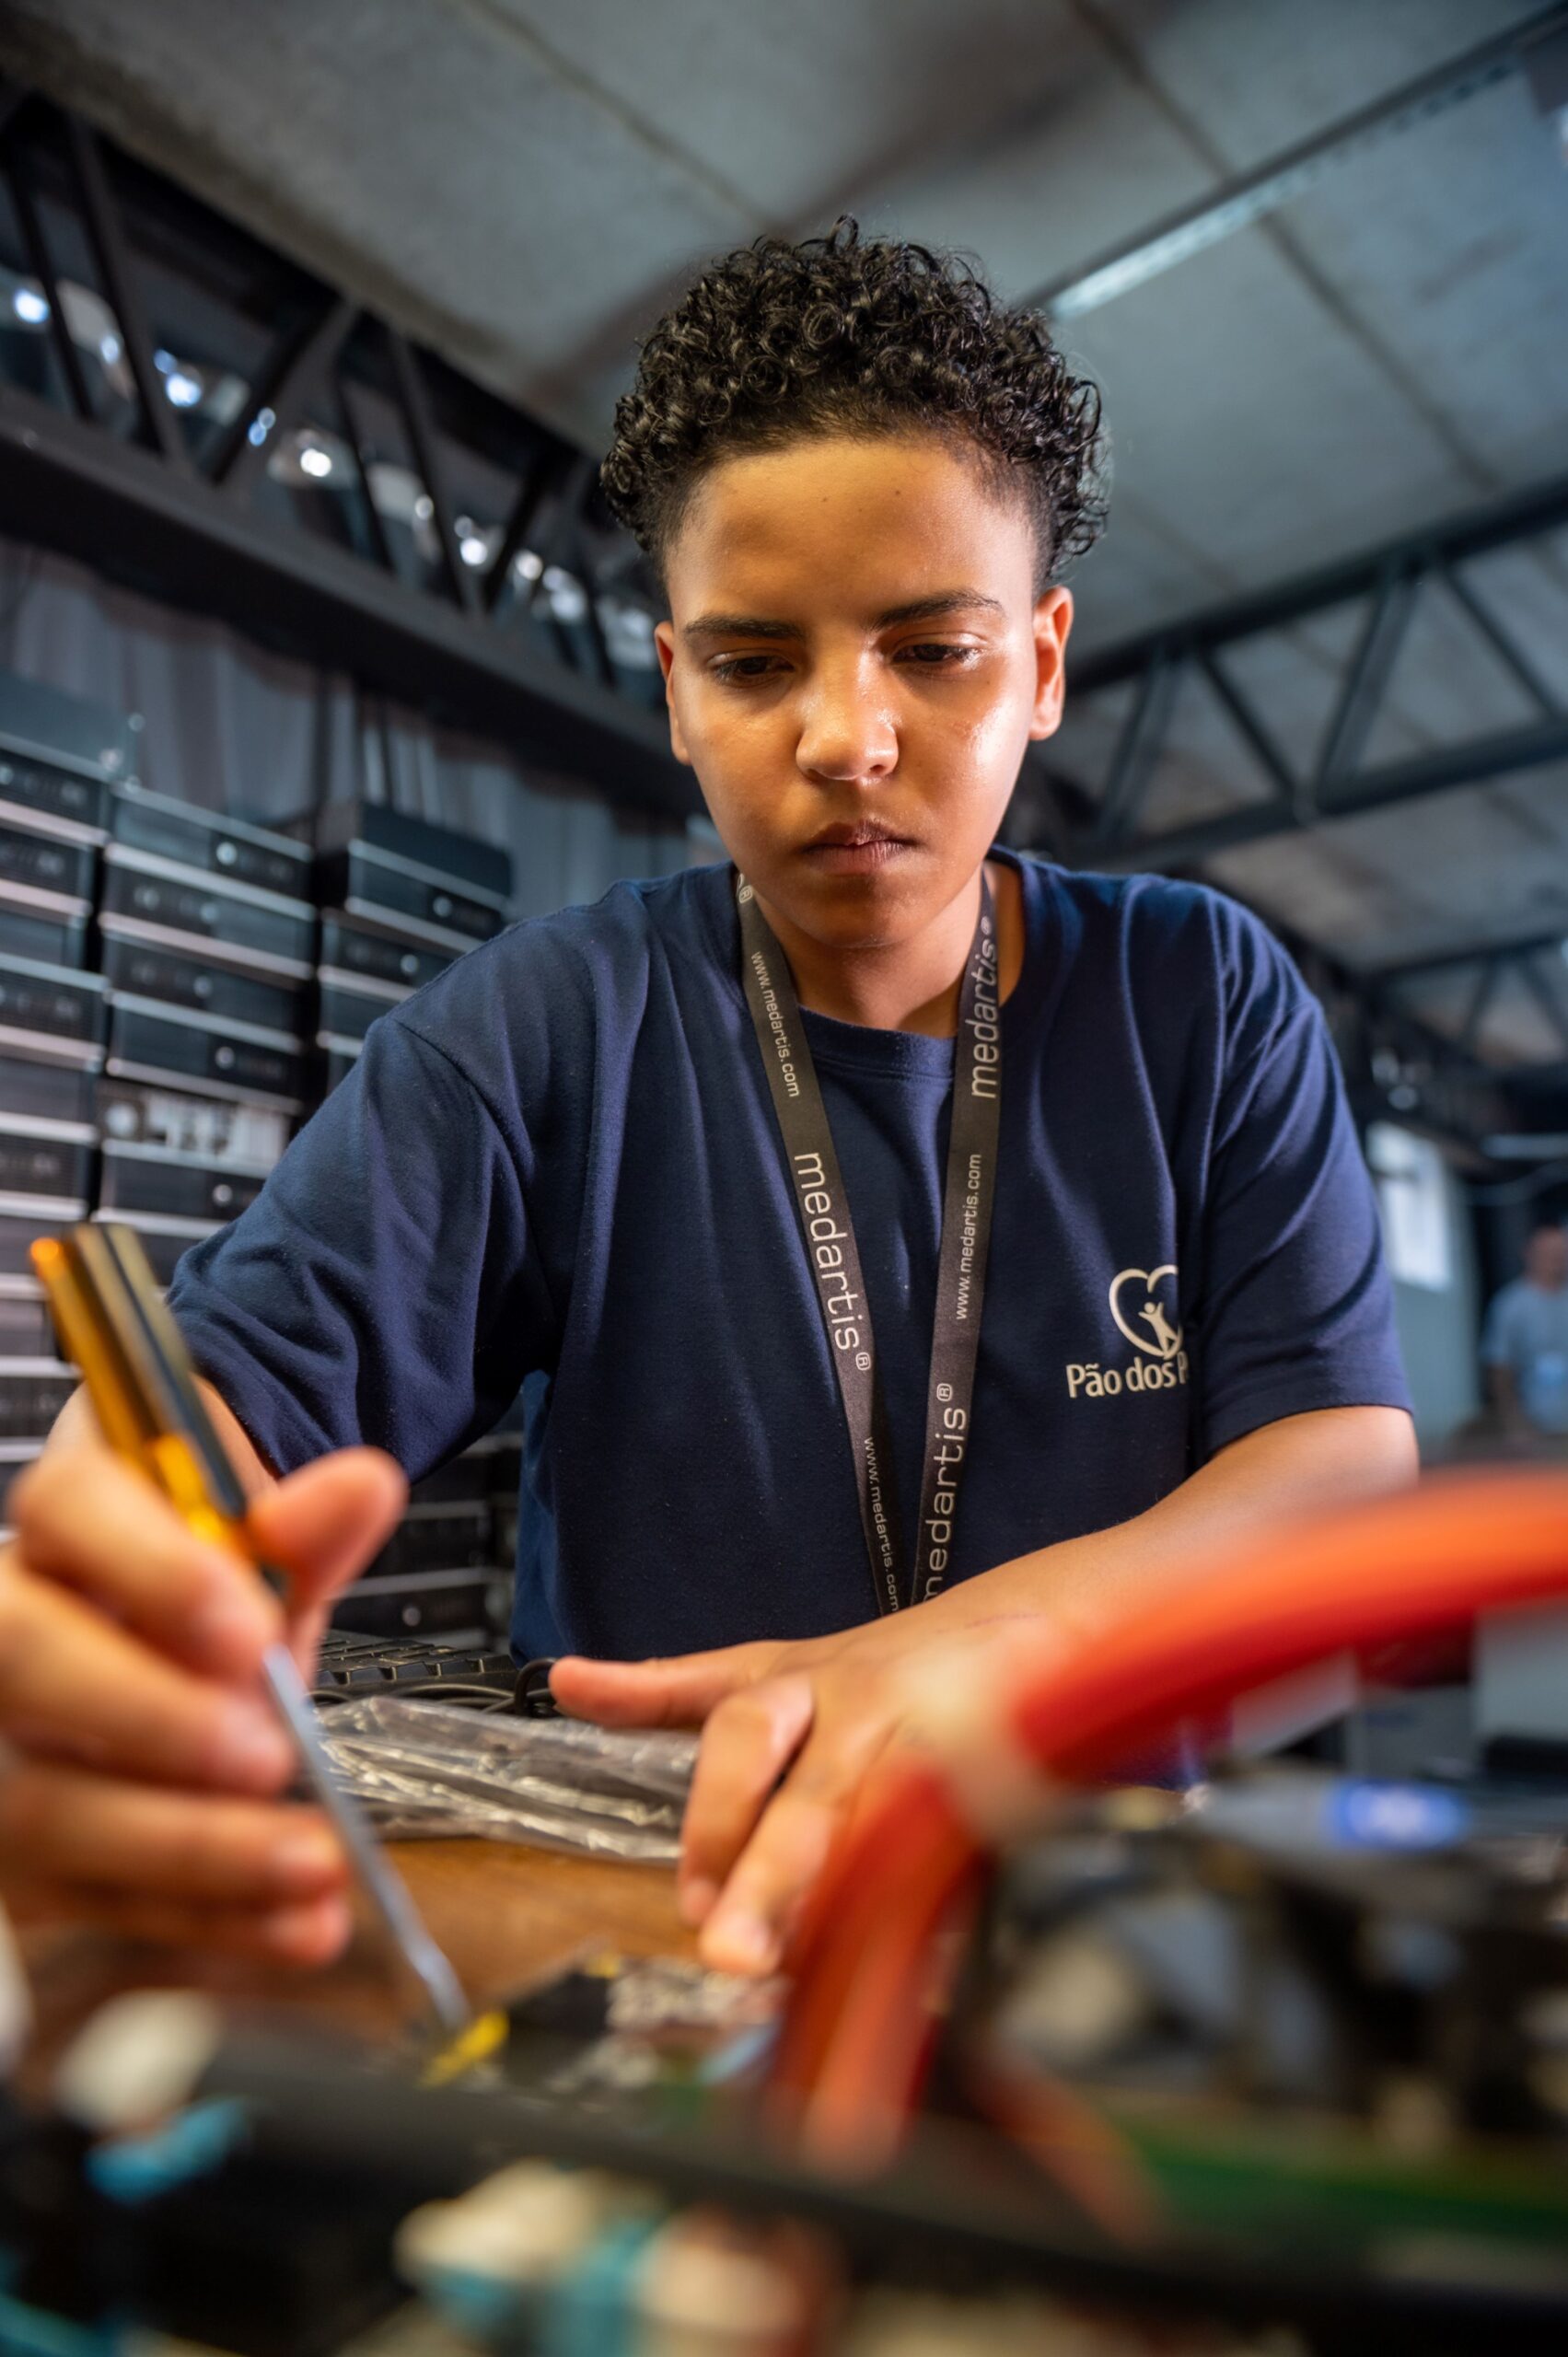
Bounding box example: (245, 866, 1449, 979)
(0, 1436, 406, 1963)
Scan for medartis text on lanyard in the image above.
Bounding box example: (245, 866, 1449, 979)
(736, 870, 1003, 1617)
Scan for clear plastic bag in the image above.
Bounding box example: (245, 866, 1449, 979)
(318, 1697, 698, 1862)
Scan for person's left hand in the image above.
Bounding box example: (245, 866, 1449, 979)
(550, 1614, 1029, 1978)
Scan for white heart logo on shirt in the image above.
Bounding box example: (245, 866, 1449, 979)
(1109, 1264, 1183, 1360)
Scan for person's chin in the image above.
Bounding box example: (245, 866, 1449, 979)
(769, 853, 930, 945)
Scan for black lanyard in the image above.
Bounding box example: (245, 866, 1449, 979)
(737, 871, 1003, 1616)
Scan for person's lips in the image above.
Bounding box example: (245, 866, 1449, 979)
(798, 821, 915, 874)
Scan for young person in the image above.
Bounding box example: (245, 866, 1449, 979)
(1, 225, 1413, 1979)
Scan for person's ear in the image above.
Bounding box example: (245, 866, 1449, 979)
(654, 622, 693, 768)
(1028, 586, 1074, 742)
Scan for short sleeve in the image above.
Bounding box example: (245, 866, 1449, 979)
(1190, 901, 1411, 1456)
(167, 1016, 553, 1479)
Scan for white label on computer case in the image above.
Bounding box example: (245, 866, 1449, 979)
(99, 1087, 287, 1169)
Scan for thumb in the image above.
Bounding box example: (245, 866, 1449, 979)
(551, 1643, 772, 1729)
(243, 1449, 407, 1648)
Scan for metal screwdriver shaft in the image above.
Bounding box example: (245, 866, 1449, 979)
(258, 1638, 470, 2037)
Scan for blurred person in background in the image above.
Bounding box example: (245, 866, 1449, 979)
(1482, 1222, 1568, 1446)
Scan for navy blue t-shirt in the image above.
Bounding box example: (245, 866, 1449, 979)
(168, 854, 1410, 1661)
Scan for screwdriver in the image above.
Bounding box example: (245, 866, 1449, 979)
(31, 1221, 475, 2045)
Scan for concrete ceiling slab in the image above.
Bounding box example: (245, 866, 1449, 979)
(479, 0, 1095, 233)
(1091, 0, 1524, 170)
(1274, 75, 1568, 487)
(1061, 220, 1502, 647)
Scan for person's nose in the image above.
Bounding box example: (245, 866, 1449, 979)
(795, 654, 898, 787)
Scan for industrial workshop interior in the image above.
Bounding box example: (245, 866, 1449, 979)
(1, 2, 1568, 2351)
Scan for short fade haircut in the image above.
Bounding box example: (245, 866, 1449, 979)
(601, 218, 1106, 598)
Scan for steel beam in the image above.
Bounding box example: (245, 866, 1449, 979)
(1387, 923, 1568, 1091)
(4, 151, 94, 423)
(1458, 958, 1504, 1057)
(577, 555, 619, 691)
(1049, 469, 1568, 872)
(333, 370, 400, 577)
(525, 456, 596, 612)
(386, 329, 478, 617)
(1376, 927, 1568, 985)
(0, 384, 691, 820)
(1436, 562, 1562, 719)
(1518, 955, 1568, 1058)
(543, 455, 617, 690)
(1022, 6, 1568, 321)
(522, 454, 616, 680)
(210, 294, 359, 493)
(482, 453, 554, 616)
(64, 117, 187, 471)
(1071, 472, 1568, 696)
(1084, 711, 1568, 874)
(1193, 646, 1297, 806)
(1314, 563, 1419, 795)
(1089, 652, 1179, 851)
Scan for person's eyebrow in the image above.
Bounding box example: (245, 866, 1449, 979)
(873, 590, 1006, 627)
(682, 613, 801, 643)
(682, 590, 1005, 643)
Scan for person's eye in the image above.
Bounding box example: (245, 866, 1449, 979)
(898, 641, 979, 667)
(711, 654, 787, 685)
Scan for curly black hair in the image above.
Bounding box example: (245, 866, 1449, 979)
(601, 219, 1106, 595)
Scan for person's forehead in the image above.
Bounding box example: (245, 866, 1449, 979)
(671, 432, 1031, 597)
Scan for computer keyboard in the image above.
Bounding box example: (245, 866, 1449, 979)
(311, 1626, 520, 1710)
